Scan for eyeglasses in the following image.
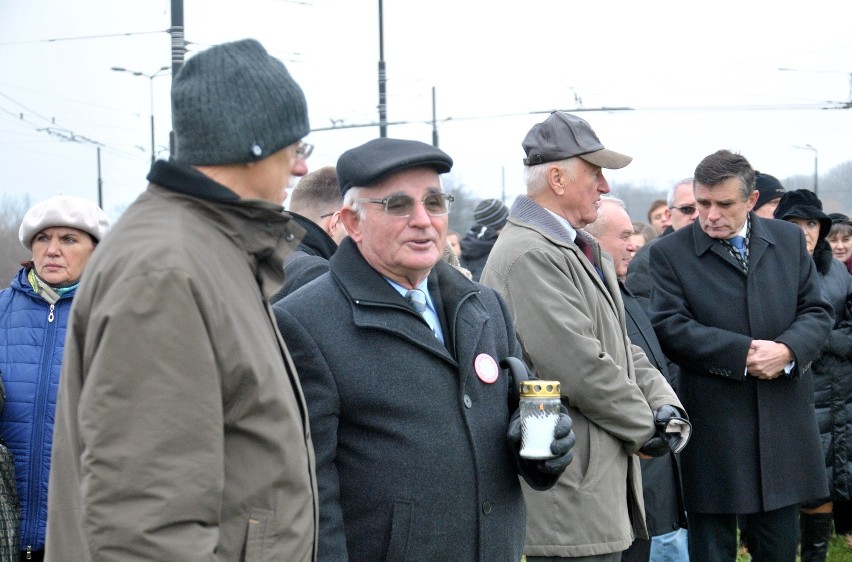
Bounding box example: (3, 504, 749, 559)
(319, 211, 337, 219)
(354, 193, 454, 217)
(295, 142, 314, 160)
(670, 204, 697, 215)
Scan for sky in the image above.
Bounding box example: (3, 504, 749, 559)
(1, 0, 851, 222)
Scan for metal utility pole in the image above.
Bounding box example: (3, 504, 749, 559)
(96, 147, 103, 209)
(169, 0, 186, 155)
(111, 66, 170, 163)
(431, 87, 438, 147)
(794, 144, 819, 196)
(377, 0, 387, 137)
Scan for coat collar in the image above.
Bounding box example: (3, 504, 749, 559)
(691, 212, 774, 272)
(147, 159, 305, 300)
(329, 238, 482, 361)
(508, 194, 618, 301)
(287, 211, 338, 259)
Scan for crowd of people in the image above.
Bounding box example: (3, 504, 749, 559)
(0, 36, 849, 562)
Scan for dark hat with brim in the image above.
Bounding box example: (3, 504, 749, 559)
(774, 189, 831, 241)
(337, 138, 453, 196)
(522, 111, 632, 169)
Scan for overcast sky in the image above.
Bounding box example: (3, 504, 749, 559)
(1, 0, 851, 222)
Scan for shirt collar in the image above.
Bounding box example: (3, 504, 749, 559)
(544, 209, 579, 242)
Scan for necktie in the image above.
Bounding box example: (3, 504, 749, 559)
(575, 234, 595, 263)
(730, 235, 746, 257)
(405, 289, 428, 317)
(405, 289, 440, 340)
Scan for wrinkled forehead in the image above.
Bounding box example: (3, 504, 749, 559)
(368, 166, 443, 196)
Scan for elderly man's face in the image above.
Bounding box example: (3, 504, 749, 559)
(558, 158, 611, 228)
(343, 167, 448, 288)
(695, 177, 758, 240)
(594, 203, 636, 278)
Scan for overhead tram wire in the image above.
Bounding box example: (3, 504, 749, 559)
(0, 30, 166, 46)
(310, 100, 850, 133)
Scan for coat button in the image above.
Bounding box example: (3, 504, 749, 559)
(285, 233, 295, 241)
(482, 501, 492, 514)
(463, 395, 472, 408)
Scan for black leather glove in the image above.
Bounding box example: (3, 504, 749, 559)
(508, 406, 575, 476)
(639, 405, 691, 457)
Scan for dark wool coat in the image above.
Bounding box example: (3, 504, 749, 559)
(621, 284, 686, 536)
(270, 211, 337, 303)
(275, 238, 538, 562)
(649, 214, 833, 513)
(811, 242, 852, 501)
(459, 226, 499, 282)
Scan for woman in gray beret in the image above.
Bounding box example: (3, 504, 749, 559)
(0, 195, 108, 561)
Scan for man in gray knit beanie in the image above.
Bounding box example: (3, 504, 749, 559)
(45, 38, 319, 561)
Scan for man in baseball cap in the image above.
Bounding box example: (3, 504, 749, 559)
(482, 112, 685, 560)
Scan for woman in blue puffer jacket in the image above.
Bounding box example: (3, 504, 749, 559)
(0, 195, 108, 561)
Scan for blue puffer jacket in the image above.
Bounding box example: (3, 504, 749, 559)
(0, 267, 74, 553)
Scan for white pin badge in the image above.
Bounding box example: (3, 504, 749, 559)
(474, 353, 499, 384)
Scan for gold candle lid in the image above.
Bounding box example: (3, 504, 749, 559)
(520, 380, 560, 398)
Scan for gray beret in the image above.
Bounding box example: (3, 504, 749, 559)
(172, 38, 309, 165)
(19, 195, 110, 251)
(336, 138, 453, 196)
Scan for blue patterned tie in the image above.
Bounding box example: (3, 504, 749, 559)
(730, 235, 746, 258)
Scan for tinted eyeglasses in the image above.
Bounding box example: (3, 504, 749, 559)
(670, 204, 697, 215)
(355, 193, 454, 217)
(295, 142, 314, 160)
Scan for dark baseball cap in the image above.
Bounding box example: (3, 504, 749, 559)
(522, 111, 632, 169)
(336, 137, 453, 196)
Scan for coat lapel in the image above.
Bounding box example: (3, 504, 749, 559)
(331, 239, 475, 364)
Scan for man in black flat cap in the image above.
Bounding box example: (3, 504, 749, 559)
(481, 112, 686, 561)
(273, 137, 575, 562)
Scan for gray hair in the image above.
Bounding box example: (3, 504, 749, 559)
(667, 177, 694, 207)
(583, 195, 626, 239)
(524, 157, 582, 198)
(343, 186, 368, 220)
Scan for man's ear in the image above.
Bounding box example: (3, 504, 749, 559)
(339, 207, 362, 243)
(547, 164, 565, 196)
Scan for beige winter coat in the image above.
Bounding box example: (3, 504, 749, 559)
(481, 195, 681, 558)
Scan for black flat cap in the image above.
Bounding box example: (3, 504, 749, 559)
(336, 138, 453, 196)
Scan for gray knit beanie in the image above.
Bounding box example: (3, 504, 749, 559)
(172, 38, 309, 165)
(473, 199, 509, 230)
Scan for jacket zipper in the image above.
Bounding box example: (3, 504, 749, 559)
(25, 303, 58, 553)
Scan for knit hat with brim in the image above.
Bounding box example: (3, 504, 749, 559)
(172, 38, 309, 165)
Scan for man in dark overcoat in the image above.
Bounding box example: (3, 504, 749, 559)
(584, 197, 688, 561)
(649, 149, 833, 561)
(273, 137, 574, 562)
